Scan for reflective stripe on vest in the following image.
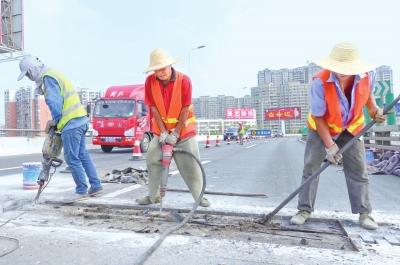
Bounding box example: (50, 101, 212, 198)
(150, 71, 196, 137)
(43, 68, 87, 131)
(307, 70, 371, 137)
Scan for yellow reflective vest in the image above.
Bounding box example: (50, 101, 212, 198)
(42, 68, 87, 131)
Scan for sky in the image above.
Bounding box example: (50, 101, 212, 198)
(1, 0, 400, 124)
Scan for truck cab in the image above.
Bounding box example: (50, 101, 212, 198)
(91, 85, 152, 153)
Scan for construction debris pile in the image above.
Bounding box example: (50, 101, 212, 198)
(367, 151, 400, 177)
(101, 167, 148, 184)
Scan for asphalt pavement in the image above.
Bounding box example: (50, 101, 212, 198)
(1, 137, 400, 264)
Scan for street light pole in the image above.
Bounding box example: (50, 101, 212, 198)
(188, 45, 206, 74)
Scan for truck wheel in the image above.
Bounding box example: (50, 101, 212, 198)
(101, 145, 113, 153)
(140, 134, 151, 153)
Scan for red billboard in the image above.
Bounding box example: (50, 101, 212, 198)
(225, 108, 255, 119)
(264, 107, 301, 120)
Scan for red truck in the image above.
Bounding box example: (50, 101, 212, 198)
(91, 85, 152, 153)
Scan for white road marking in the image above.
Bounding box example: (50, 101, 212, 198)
(103, 184, 142, 198)
(170, 160, 211, 175)
(245, 144, 257, 149)
(0, 166, 22, 171)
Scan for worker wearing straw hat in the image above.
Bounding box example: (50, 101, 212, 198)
(136, 49, 210, 207)
(290, 42, 386, 230)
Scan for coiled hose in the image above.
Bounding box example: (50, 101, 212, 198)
(134, 147, 206, 265)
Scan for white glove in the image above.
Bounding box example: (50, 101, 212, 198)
(159, 131, 168, 144)
(325, 143, 342, 165)
(373, 108, 386, 123)
(165, 131, 179, 145)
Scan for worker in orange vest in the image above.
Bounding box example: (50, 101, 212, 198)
(136, 49, 210, 207)
(290, 42, 386, 230)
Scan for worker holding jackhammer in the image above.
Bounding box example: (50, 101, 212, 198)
(290, 42, 386, 230)
(17, 55, 102, 201)
(136, 49, 210, 207)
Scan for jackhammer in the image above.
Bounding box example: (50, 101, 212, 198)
(159, 143, 174, 212)
(135, 144, 207, 265)
(33, 126, 63, 203)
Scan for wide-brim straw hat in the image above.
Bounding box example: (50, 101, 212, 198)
(145, 49, 177, 73)
(313, 42, 376, 75)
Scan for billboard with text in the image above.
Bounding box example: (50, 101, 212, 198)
(264, 107, 301, 120)
(225, 108, 255, 120)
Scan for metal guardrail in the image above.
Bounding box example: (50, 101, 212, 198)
(0, 128, 45, 137)
(364, 125, 400, 151)
(0, 129, 93, 137)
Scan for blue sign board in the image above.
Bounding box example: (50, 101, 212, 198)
(395, 103, 400, 116)
(248, 129, 272, 137)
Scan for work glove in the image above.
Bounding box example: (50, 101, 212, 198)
(372, 108, 386, 123)
(325, 143, 342, 165)
(45, 120, 56, 134)
(165, 131, 179, 145)
(159, 131, 169, 144)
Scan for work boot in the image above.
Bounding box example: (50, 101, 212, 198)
(136, 195, 161, 205)
(88, 186, 103, 197)
(62, 193, 88, 204)
(199, 197, 210, 207)
(359, 213, 378, 230)
(290, 210, 311, 225)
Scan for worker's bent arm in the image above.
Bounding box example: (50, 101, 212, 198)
(314, 116, 335, 148)
(174, 106, 190, 136)
(151, 106, 167, 133)
(365, 93, 379, 118)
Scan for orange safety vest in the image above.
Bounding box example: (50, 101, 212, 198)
(307, 70, 371, 137)
(150, 71, 196, 138)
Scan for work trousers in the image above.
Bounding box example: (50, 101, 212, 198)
(146, 136, 203, 201)
(61, 124, 102, 194)
(297, 129, 372, 214)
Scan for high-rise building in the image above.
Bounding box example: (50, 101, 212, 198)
(193, 95, 253, 119)
(258, 63, 321, 87)
(255, 63, 321, 133)
(76, 87, 102, 106)
(4, 87, 52, 136)
(375, 65, 393, 90)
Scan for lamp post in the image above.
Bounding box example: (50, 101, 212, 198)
(188, 45, 206, 74)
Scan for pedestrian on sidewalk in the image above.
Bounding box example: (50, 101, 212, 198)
(17, 55, 102, 200)
(290, 42, 386, 230)
(136, 49, 210, 207)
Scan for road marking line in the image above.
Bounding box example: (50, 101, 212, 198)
(245, 144, 256, 149)
(0, 166, 22, 171)
(170, 160, 211, 176)
(103, 184, 142, 198)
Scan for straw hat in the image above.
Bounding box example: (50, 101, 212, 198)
(313, 42, 376, 75)
(145, 49, 177, 73)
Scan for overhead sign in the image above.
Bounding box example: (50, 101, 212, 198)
(0, 0, 24, 52)
(374, 81, 391, 99)
(264, 107, 301, 121)
(225, 108, 255, 119)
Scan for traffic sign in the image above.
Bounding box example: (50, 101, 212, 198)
(374, 81, 391, 99)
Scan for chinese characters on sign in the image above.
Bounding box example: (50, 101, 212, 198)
(225, 108, 256, 119)
(264, 107, 301, 120)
